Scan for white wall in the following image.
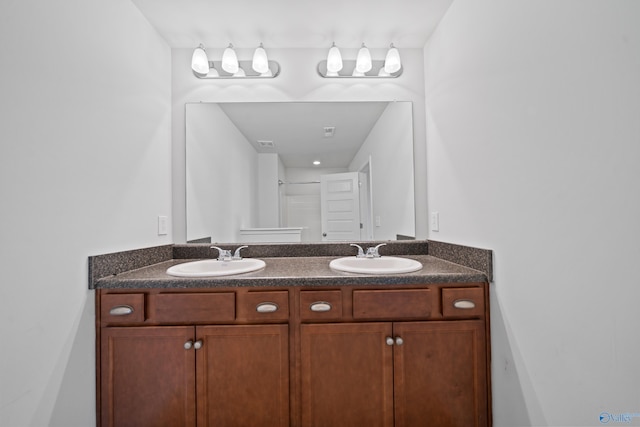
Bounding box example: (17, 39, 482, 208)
(257, 153, 281, 227)
(424, 1, 640, 426)
(0, 0, 172, 426)
(186, 103, 258, 242)
(350, 102, 415, 239)
(171, 47, 429, 242)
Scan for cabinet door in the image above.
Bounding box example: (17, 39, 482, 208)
(100, 326, 196, 427)
(196, 324, 289, 427)
(300, 323, 394, 427)
(393, 321, 488, 427)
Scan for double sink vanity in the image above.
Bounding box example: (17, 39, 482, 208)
(90, 240, 493, 427)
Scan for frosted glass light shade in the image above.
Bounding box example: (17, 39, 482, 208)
(384, 44, 401, 74)
(191, 45, 209, 74)
(252, 43, 269, 74)
(221, 44, 239, 74)
(355, 43, 372, 73)
(326, 43, 343, 73)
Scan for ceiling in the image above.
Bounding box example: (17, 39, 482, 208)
(216, 102, 390, 168)
(131, 0, 454, 49)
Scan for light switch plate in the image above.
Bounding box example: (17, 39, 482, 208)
(430, 212, 439, 232)
(158, 215, 168, 235)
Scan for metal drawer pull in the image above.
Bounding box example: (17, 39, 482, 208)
(453, 299, 476, 309)
(256, 302, 279, 313)
(395, 336, 404, 346)
(386, 337, 395, 346)
(184, 340, 193, 350)
(109, 305, 134, 316)
(310, 301, 332, 312)
(194, 340, 203, 350)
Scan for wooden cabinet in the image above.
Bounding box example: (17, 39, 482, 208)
(300, 322, 394, 427)
(393, 321, 487, 427)
(300, 321, 487, 427)
(98, 291, 290, 427)
(97, 283, 490, 427)
(196, 325, 289, 427)
(100, 326, 196, 427)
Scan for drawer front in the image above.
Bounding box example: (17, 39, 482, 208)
(442, 287, 485, 318)
(237, 291, 289, 321)
(101, 293, 145, 324)
(353, 289, 432, 320)
(300, 290, 343, 321)
(152, 292, 235, 323)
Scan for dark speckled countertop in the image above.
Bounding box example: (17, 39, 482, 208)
(93, 255, 487, 289)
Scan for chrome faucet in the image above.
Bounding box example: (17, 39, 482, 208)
(350, 243, 366, 257)
(350, 243, 387, 258)
(232, 245, 248, 260)
(365, 243, 387, 258)
(210, 246, 232, 261)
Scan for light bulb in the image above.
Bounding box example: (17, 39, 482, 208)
(355, 43, 372, 73)
(326, 42, 343, 73)
(221, 44, 239, 74)
(384, 43, 401, 74)
(191, 44, 209, 75)
(252, 43, 269, 74)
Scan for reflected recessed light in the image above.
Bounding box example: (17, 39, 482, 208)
(313, 160, 321, 166)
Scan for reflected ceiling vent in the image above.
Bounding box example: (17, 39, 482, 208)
(323, 127, 336, 138)
(257, 140, 275, 148)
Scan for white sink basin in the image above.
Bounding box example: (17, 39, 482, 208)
(166, 258, 266, 277)
(329, 256, 423, 275)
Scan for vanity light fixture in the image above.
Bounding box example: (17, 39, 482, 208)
(326, 42, 343, 74)
(383, 43, 402, 74)
(317, 42, 402, 78)
(355, 43, 372, 73)
(191, 44, 210, 75)
(252, 43, 269, 74)
(191, 43, 280, 79)
(221, 44, 239, 74)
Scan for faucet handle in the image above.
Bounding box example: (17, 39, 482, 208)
(210, 246, 232, 261)
(350, 243, 365, 258)
(366, 243, 387, 258)
(233, 245, 249, 260)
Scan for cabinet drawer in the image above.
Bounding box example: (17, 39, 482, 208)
(152, 292, 235, 323)
(237, 291, 289, 321)
(101, 293, 145, 324)
(442, 287, 485, 318)
(353, 289, 432, 320)
(300, 290, 343, 321)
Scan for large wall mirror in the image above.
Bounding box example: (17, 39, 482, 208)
(186, 101, 415, 243)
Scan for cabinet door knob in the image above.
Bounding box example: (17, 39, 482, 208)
(256, 302, 279, 313)
(395, 336, 404, 346)
(386, 337, 395, 346)
(194, 340, 203, 350)
(184, 340, 193, 350)
(310, 302, 332, 312)
(109, 305, 134, 316)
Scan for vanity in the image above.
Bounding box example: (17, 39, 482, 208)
(91, 241, 493, 427)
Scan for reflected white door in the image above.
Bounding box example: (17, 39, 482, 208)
(320, 172, 361, 241)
